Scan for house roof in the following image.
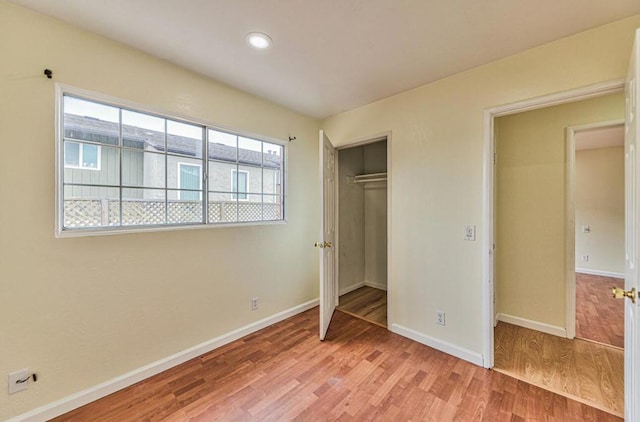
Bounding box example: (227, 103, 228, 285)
(63, 113, 283, 169)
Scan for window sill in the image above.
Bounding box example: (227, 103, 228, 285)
(55, 219, 287, 238)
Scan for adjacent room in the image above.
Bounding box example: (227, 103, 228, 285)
(2, 1, 640, 421)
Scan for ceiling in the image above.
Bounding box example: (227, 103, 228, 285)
(575, 125, 625, 151)
(10, 1, 640, 119)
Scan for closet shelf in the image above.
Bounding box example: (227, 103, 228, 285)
(353, 172, 387, 184)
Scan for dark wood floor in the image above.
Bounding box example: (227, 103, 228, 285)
(576, 273, 624, 348)
(337, 286, 387, 327)
(52, 308, 620, 421)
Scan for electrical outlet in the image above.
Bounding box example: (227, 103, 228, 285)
(8, 369, 29, 394)
(582, 255, 589, 262)
(464, 225, 476, 241)
(436, 311, 445, 326)
(251, 297, 259, 311)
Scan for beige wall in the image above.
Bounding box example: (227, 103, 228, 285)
(576, 146, 625, 275)
(323, 16, 640, 354)
(0, 1, 319, 419)
(495, 94, 624, 328)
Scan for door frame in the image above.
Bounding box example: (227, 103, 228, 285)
(482, 79, 624, 368)
(333, 131, 393, 327)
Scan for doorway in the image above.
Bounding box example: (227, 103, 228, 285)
(335, 140, 388, 327)
(491, 93, 625, 416)
(572, 122, 625, 350)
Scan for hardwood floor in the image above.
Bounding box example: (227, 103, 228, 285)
(52, 309, 620, 421)
(336, 286, 387, 327)
(494, 322, 624, 417)
(576, 273, 624, 348)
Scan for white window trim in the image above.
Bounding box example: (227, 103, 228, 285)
(177, 162, 203, 200)
(55, 84, 288, 238)
(231, 169, 250, 201)
(64, 141, 102, 171)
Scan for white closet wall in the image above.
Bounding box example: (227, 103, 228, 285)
(338, 141, 387, 295)
(364, 142, 388, 290)
(338, 147, 365, 294)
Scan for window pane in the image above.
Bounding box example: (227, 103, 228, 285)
(263, 142, 284, 171)
(121, 188, 166, 226)
(122, 150, 165, 189)
(208, 161, 236, 192)
(82, 144, 100, 169)
(122, 110, 165, 150)
(167, 190, 203, 224)
(64, 145, 119, 185)
(208, 129, 237, 160)
(239, 164, 261, 194)
(232, 170, 249, 199)
(238, 194, 262, 222)
(168, 157, 201, 191)
(263, 195, 283, 221)
(64, 96, 120, 146)
(167, 120, 202, 158)
(63, 186, 119, 228)
(208, 192, 237, 223)
(238, 136, 262, 167)
(263, 169, 282, 195)
(64, 142, 80, 167)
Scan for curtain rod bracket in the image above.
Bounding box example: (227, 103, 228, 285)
(288, 136, 296, 142)
(44, 69, 53, 79)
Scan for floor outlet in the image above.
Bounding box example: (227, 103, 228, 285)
(251, 297, 259, 311)
(8, 369, 29, 394)
(436, 311, 446, 326)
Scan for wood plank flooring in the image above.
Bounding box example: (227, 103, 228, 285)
(576, 273, 624, 348)
(53, 309, 620, 421)
(336, 286, 387, 327)
(494, 321, 624, 417)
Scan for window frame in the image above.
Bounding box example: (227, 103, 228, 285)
(55, 84, 287, 238)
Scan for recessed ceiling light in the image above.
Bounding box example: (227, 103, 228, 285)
(246, 32, 272, 50)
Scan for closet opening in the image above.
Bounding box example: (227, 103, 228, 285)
(334, 139, 388, 327)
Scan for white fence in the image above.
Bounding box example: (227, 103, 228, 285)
(64, 199, 282, 228)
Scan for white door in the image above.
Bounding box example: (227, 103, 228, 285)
(624, 28, 640, 422)
(318, 130, 337, 341)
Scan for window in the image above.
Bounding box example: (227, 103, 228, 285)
(64, 141, 101, 170)
(232, 170, 248, 200)
(58, 89, 285, 235)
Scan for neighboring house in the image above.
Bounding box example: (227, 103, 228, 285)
(63, 113, 283, 227)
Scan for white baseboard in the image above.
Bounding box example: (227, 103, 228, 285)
(9, 299, 319, 422)
(364, 280, 387, 291)
(496, 313, 567, 338)
(339, 281, 365, 296)
(389, 323, 483, 367)
(575, 268, 624, 279)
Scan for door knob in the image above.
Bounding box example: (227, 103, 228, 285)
(314, 241, 333, 248)
(612, 286, 636, 304)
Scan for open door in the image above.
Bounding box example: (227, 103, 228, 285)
(318, 130, 337, 340)
(623, 28, 640, 422)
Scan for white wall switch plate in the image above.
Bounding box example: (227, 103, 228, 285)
(251, 297, 258, 311)
(8, 369, 29, 394)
